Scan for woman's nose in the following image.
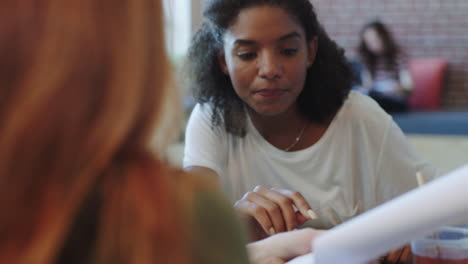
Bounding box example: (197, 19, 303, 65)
(258, 52, 282, 80)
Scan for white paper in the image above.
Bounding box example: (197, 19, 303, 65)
(287, 253, 315, 264)
(287, 164, 468, 264)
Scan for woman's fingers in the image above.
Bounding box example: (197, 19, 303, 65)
(254, 186, 297, 232)
(235, 193, 277, 236)
(380, 245, 411, 264)
(243, 190, 287, 234)
(295, 211, 309, 226)
(272, 187, 317, 221)
(235, 186, 317, 236)
(398, 245, 412, 263)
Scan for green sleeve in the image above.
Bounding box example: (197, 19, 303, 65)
(191, 191, 250, 264)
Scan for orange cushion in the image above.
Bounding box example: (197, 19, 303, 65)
(408, 58, 448, 110)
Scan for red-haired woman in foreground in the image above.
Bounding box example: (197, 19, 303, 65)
(0, 0, 319, 263)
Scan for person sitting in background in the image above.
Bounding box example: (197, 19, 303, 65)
(0, 1, 321, 263)
(357, 20, 413, 113)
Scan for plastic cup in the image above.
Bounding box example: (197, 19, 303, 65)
(411, 224, 468, 264)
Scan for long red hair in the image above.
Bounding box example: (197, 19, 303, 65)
(0, 0, 188, 263)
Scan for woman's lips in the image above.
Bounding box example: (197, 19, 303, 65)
(254, 89, 287, 99)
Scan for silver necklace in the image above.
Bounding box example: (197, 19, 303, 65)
(284, 123, 308, 152)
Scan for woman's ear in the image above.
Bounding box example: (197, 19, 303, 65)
(218, 51, 229, 75)
(307, 37, 318, 67)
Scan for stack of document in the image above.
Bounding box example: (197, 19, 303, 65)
(288, 164, 468, 264)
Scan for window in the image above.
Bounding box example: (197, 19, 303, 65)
(163, 0, 191, 62)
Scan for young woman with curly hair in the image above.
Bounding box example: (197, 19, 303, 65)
(183, 0, 436, 241)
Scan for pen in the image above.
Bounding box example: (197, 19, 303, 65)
(416, 171, 425, 186)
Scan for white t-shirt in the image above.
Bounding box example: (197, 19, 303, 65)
(184, 91, 436, 229)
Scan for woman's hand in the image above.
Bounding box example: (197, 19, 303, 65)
(378, 245, 412, 264)
(234, 186, 317, 240)
(247, 228, 323, 264)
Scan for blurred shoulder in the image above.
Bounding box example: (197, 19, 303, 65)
(168, 166, 219, 197)
(168, 167, 250, 264)
(190, 103, 215, 118)
(340, 91, 393, 129)
(125, 152, 220, 203)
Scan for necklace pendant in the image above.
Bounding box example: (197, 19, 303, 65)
(283, 123, 308, 152)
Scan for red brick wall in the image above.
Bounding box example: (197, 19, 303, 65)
(312, 0, 468, 108)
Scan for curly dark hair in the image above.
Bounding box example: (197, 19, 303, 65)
(185, 0, 353, 136)
(358, 20, 402, 77)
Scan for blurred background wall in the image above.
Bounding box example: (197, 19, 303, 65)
(311, 0, 468, 109)
(167, 0, 468, 171)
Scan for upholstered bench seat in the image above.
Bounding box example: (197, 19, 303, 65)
(393, 111, 468, 135)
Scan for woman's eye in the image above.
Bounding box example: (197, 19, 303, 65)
(281, 48, 298, 56)
(237, 52, 256, 60)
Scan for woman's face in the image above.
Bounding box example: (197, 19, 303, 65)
(219, 6, 317, 117)
(363, 27, 385, 55)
